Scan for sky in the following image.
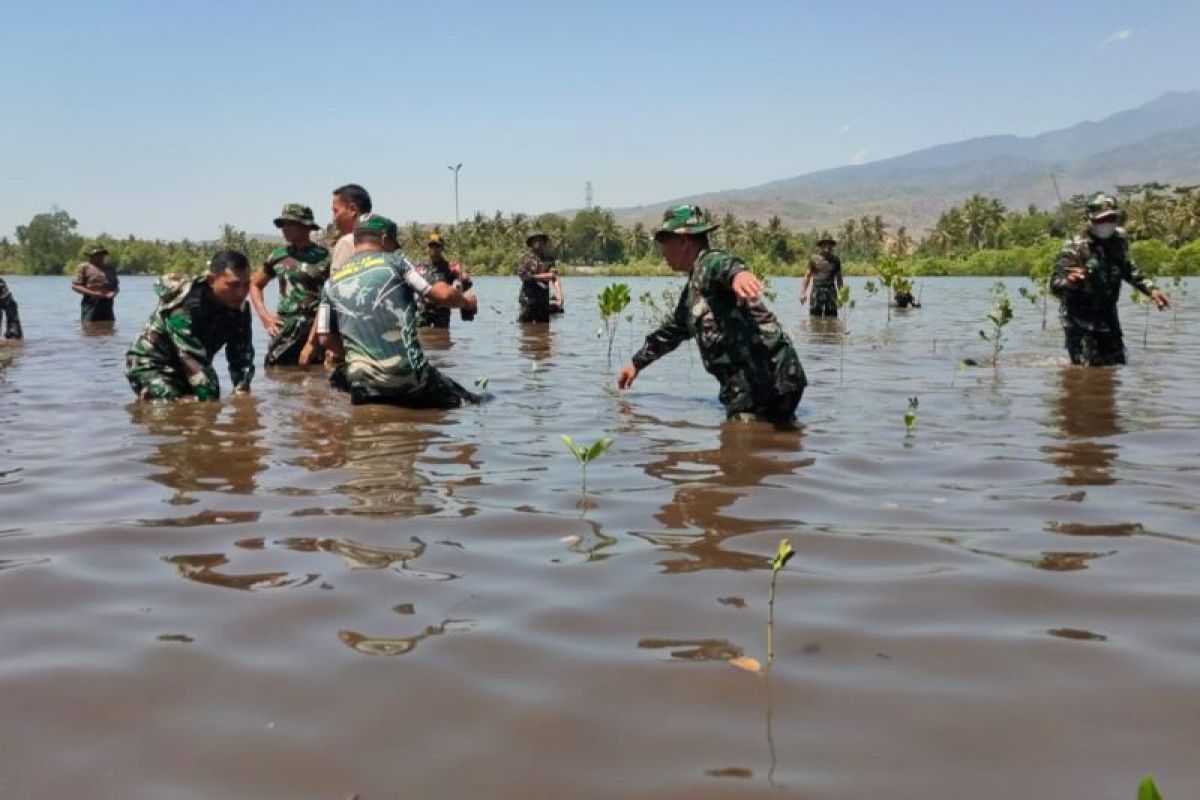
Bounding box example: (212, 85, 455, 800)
(1, 0, 1198, 240)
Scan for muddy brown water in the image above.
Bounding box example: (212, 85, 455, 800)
(1, 275, 1198, 799)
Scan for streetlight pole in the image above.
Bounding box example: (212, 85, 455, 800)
(447, 162, 462, 225)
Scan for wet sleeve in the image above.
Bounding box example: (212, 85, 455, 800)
(631, 289, 692, 370)
(1049, 243, 1080, 297)
(225, 306, 255, 391)
(1120, 245, 1156, 296)
(517, 255, 537, 283)
(163, 308, 222, 401)
(702, 254, 748, 292)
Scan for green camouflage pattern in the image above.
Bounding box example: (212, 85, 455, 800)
(273, 203, 320, 230)
(516, 248, 556, 323)
(414, 256, 456, 328)
(1085, 192, 1119, 218)
(1050, 229, 1155, 366)
(125, 274, 255, 401)
(261, 243, 330, 365)
(0, 278, 21, 339)
(807, 251, 842, 317)
(654, 205, 719, 238)
(631, 248, 806, 420)
(354, 213, 398, 240)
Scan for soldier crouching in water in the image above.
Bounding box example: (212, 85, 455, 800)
(800, 235, 842, 316)
(618, 205, 806, 423)
(1050, 192, 1169, 366)
(125, 250, 255, 401)
(249, 203, 330, 366)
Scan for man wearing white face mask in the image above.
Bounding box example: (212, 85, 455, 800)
(1049, 193, 1170, 366)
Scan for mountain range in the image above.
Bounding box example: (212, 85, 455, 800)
(608, 90, 1200, 233)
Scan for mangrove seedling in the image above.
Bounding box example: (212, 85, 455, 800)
(561, 434, 613, 493)
(978, 281, 1014, 367)
(836, 285, 855, 384)
(598, 282, 632, 363)
(1130, 284, 1153, 347)
(1017, 259, 1052, 330)
(731, 538, 796, 674)
(1139, 775, 1164, 800)
(904, 396, 918, 433)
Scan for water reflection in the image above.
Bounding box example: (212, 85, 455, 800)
(519, 325, 554, 366)
(1043, 367, 1122, 486)
(164, 552, 317, 591)
(128, 396, 267, 503)
(81, 320, 116, 337)
(338, 619, 470, 656)
(636, 421, 810, 573)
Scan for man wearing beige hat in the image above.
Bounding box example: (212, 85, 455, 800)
(71, 244, 120, 323)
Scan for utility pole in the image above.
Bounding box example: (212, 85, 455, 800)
(585, 181, 594, 210)
(447, 163, 462, 224)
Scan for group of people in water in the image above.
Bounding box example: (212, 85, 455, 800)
(0, 187, 1172, 419)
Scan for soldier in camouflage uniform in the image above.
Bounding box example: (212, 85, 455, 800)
(800, 235, 842, 316)
(71, 244, 120, 323)
(125, 250, 255, 401)
(516, 232, 558, 323)
(1050, 193, 1169, 366)
(316, 214, 480, 408)
(249, 203, 330, 365)
(414, 232, 475, 328)
(0, 278, 22, 339)
(618, 205, 807, 422)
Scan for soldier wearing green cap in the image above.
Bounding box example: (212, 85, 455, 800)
(414, 232, 475, 328)
(315, 214, 481, 408)
(71, 243, 120, 323)
(800, 235, 843, 316)
(125, 249, 255, 402)
(1050, 192, 1170, 366)
(249, 203, 331, 365)
(618, 205, 806, 422)
(515, 232, 559, 323)
(0, 278, 22, 340)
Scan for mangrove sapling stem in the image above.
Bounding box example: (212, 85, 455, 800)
(765, 539, 795, 671)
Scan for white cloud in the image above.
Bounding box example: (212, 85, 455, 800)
(1098, 29, 1132, 49)
(850, 149, 869, 165)
(837, 124, 851, 136)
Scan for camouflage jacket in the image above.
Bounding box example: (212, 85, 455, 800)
(263, 242, 330, 317)
(1050, 230, 1155, 332)
(0, 278, 21, 339)
(631, 249, 805, 413)
(127, 275, 255, 399)
(414, 256, 456, 328)
(319, 250, 432, 395)
(517, 250, 555, 312)
(807, 252, 842, 287)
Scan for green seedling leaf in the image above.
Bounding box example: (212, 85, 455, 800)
(905, 396, 918, 431)
(1139, 776, 1163, 800)
(770, 539, 794, 573)
(560, 435, 587, 462)
(585, 437, 614, 463)
(474, 376, 489, 389)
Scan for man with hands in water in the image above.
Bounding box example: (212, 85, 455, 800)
(618, 205, 806, 422)
(1050, 192, 1169, 366)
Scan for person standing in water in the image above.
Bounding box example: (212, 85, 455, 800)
(800, 235, 842, 317)
(71, 244, 120, 323)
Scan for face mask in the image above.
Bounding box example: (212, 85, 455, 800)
(1090, 222, 1117, 239)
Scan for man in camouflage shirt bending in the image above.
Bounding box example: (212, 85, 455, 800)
(800, 235, 842, 316)
(249, 203, 330, 365)
(515, 232, 558, 323)
(1050, 192, 1169, 366)
(125, 250, 255, 401)
(0, 278, 22, 339)
(618, 205, 806, 422)
(316, 214, 479, 408)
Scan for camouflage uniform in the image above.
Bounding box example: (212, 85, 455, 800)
(413, 255, 457, 328)
(319, 245, 478, 408)
(632, 248, 806, 420)
(73, 257, 120, 322)
(1050, 229, 1156, 366)
(807, 251, 841, 316)
(125, 274, 255, 401)
(261, 242, 330, 365)
(0, 278, 22, 339)
(516, 243, 555, 323)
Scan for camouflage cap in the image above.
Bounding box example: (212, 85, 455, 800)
(428, 232, 445, 246)
(85, 243, 109, 256)
(354, 212, 399, 240)
(653, 205, 719, 240)
(1085, 193, 1120, 220)
(526, 231, 550, 246)
(274, 203, 320, 230)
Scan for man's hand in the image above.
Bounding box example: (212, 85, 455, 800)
(261, 313, 283, 337)
(617, 363, 639, 390)
(1064, 266, 1087, 289)
(461, 291, 478, 315)
(732, 271, 763, 302)
(1152, 289, 1171, 310)
(298, 342, 315, 369)
(103, 291, 117, 300)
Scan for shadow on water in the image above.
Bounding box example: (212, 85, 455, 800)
(633, 418, 811, 573)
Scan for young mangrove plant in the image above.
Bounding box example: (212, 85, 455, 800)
(561, 434, 614, 493)
(1017, 259, 1052, 330)
(978, 281, 1014, 367)
(904, 396, 918, 433)
(731, 538, 796, 674)
(598, 282, 632, 363)
(1130, 284, 1153, 347)
(836, 285, 855, 384)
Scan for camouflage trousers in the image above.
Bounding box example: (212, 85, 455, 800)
(712, 340, 807, 422)
(331, 364, 482, 409)
(81, 296, 115, 323)
(1064, 325, 1126, 367)
(809, 284, 838, 317)
(265, 312, 322, 366)
(126, 356, 193, 401)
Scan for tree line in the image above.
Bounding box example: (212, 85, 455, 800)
(4, 186, 1200, 278)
